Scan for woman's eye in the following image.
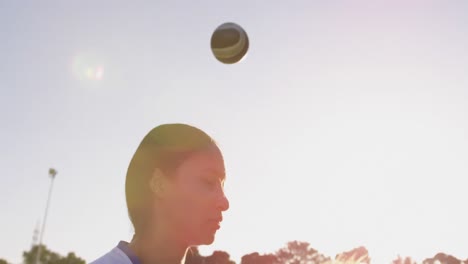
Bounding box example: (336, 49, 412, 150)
(203, 179, 216, 188)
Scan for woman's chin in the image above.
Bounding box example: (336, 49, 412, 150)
(204, 235, 216, 245)
(192, 233, 216, 246)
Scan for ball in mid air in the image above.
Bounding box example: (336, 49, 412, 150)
(210, 22, 249, 64)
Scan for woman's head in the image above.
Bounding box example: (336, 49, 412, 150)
(125, 123, 229, 246)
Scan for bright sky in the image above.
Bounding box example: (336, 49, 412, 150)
(1, 1, 467, 264)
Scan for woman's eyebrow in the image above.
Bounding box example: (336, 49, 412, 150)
(203, 168, 226, 180)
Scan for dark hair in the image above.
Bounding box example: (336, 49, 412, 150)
(125, 123, 219, 234)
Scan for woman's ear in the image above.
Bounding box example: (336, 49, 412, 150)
(149, 168, 166, 198)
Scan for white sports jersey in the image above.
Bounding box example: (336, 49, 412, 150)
(91, 241, 140, 264)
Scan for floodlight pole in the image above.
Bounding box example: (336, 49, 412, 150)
(35, 168, 57, 264)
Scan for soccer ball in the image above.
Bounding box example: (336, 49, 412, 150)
(210, 22, 249, 64)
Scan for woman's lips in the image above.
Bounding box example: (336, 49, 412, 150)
(207, 219, 221, 230)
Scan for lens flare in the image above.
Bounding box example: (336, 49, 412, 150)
(86, 68, 94, 79)
(71, 53, 105, 81)
(95, 66, 104, 80)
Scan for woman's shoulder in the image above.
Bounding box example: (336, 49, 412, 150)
(90, 246, 133, 264)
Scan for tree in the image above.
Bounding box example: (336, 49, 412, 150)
(23, 245, 60, 264)
(335, 246, 370, 264)
(241, 252, 278, 264)
(422, 252, 462, 264)
(0, 259, 9, 264)
(204, 251, 235, 264)
(275, 241, 330, 264)
(392, 255, 417, 264)
(55, 253, 86, 264)
(185, 248, 235, 264)
(23, 245, 85, 264)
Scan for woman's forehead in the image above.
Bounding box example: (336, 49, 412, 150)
(179, 149, 226, 177)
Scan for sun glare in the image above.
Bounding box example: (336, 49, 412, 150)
(71, 53, 104, 81)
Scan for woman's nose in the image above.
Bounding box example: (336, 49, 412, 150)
(216, 191, 230, 211)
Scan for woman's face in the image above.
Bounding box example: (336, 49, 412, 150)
(160, 147, 229, 246)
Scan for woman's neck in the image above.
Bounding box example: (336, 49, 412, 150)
(129, 232, 188, 264)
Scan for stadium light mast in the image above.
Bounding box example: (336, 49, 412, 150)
(35, 168, 57, 264)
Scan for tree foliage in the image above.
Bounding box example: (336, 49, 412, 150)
(22, 245, 85, 264)
(275, 241, 331, 264)
(335, 246, 370, 264)
(241, 252, 278, 264)
(391, 255, 417, 264)
(422, 252, 465, 264)
(185, 247, 235, 264)
(5, 241, 466, 264)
